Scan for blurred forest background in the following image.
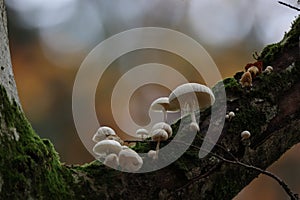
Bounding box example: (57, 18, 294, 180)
(5, 0, 300, 199)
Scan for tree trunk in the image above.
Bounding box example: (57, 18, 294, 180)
(0, 1, 299, 199)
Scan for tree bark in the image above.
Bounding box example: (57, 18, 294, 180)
(0, 1, 299, 199)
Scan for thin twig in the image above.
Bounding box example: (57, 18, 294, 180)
(278, 1, 300, 11)
(125, 137, 299, 199)
(173, 140, 299, 200)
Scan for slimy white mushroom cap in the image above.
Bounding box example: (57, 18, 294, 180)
(151, 122, 172, 138)
(151, 129, 169, 142)
(168, 83, 215, 131)
(92, 126, 116, 143)
(103, 153, 119, 169)
(93, 140, 122, 156)
(150, 97, 180, 122)
(118, 148, 143, 172)
(136, 128, 149, 140)
(150, 97, 180, 112)
(241, 130, 251, 140)
(264, 66, 273, 74)
(169, 83, 215, 112)
(228, 111, 235, 118)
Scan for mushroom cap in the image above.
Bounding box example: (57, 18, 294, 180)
(239, 71, 252, 87)
(151, 122, 172, 138)
(169, 83, 215, 111)
(92, 126, 116, 142)
(150, 97, 180, 113)
(241, 130, 251, 139)
(136, 128, 149, 136)
(119, 148, 143, 172)
(103, 153, 119, 169)
(147, 150, 157, 159)
(228, 111, 235, 118)
(151, 129, 169, 142)
(93, 140, 122, 156)
(247, 66, 260, 78)
(264, 66, 273, 73)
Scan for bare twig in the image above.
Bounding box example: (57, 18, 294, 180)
(278, 1, 300, 11)
(173, 140, 299, 200)
(125, 136, 299, 199)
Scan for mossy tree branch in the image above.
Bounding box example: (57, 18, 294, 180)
(0, 0, 299, 199)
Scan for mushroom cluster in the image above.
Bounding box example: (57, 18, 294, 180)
(146, 83, 215, 159)
(239, 61, 273, 87)
(92, 83, 215, 164)
(92, 126, 143, 172)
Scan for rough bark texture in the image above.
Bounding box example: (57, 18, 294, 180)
(0, 0, 19, 105)
(0, 1, 299, 199)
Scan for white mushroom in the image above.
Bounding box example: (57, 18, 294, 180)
(151, 122, 172, 138)
(227, 111, 235, 121)
(147, 150, 157, 159)
(136, 128, 149, 141)
(150, 97, 180, 122)
(103, 154, 119, 169)
(152, 129, 169, 159)
(169, 83, 215, 132)
(93, 140, 122, 157)
(118, 148, 143, 172)
(241, 130, 251, 140)
(264, 66, 273, 74)
(92, 126, 116, 143)
(228, 111, 235, 118)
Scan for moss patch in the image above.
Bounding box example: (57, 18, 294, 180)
(259, 16, 300, 66)
(0, 85, 73, 199)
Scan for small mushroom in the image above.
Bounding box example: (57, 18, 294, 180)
(168, 83, 215, 131)
(147, 150, 157, 159)
(239, 71, 252, 87)
(136, 128, 149, 141)
(245, 61, 263, 73)
(150, 97, 180, 122)
(264, 66, 273, 74)
(228, 111, 235, 120)
(92, 126, 116, 142)
(226, 111, 235, 121)
(247, 66, 260, 78)
(152, 129, 169, 159)
(93, 140, 122, 157)
(118, 148, 143, 172)
(241, 130, 251, 140)
(151, 122, 172, 138)
(103, 153, 119, 169)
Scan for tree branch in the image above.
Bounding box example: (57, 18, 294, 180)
(0, 1, 299, 199)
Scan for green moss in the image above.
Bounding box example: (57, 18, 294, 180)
(259, 16, 300, 65)
(0, 85, 73, 199)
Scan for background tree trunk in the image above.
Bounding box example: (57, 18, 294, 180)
(0, 0, 299, 199)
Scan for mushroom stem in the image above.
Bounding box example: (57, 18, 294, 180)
(188, 102, 200, 132)
(190, 111, 196, 124)
(162, 108, 167, 122)
(154, 139, 161, 159)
